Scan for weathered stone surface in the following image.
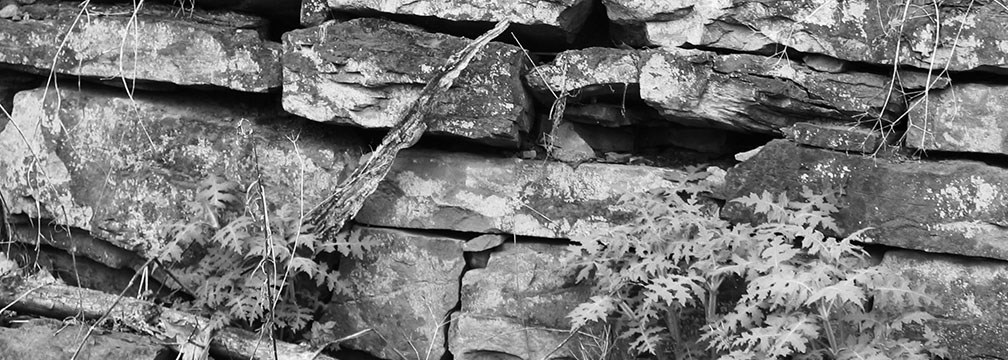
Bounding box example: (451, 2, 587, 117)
(324, 226, 464, 360)
(0, 85, 362, 258)
(0, 318, 169, 360)
(322, 0, 593, 39)
(300, 0, 329, 26)
(0, 2, 281, 92)
(527, 47, 900, 133)
(282, 18, 532, 148)
(722, 139, 1008, 260)
(463, 233, 507, 252)
(906, 83, 1008, 155)
(550, 122, 596, 162)
(882, 250, 1008, 359)
(356, 149, 682, 239)
(450, 242, 590, 360)
(0, 69, 37, 129)
(604, 0, 1008, 71)
(783, 122, 888, 153)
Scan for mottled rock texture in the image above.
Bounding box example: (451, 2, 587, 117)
(783, 122, 888, 153)
(907, 83, 1008, 155)
(527, 47, 899, 133)
(0, 318, 170, 360)
(0, 2, 281, 92)
(355, 149, 681, 239)
(325, 226, 464, 360)
(283, 18, 532, 148)
(605, 0, 1008, 71)
(723, 140, 1008, 260)
(321, 0, 593, 39)
(882, 250, 1008, 360)
(0, 86, 362, 257)
(450, 242, 590, 360)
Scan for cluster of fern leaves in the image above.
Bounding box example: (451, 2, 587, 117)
(157, 175, 374, 333)
(566, 169, 947, 359)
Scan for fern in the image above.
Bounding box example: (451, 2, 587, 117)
(567, 168, 946, 359)
(156, 175, 375, 334)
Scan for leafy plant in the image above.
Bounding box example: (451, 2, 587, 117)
(566, 168, 947, 360)
(157, 175, 376, 333)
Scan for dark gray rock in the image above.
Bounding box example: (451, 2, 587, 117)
(783, 122, 889, 153)
(0, 318, 170, 360)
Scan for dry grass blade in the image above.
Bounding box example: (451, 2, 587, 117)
(305, 20, 511, 241)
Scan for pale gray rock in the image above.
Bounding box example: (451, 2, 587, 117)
(0, 2, 281, 92)
(282, 18, 532, 148)
(723, 140, 1008, 261)
(324, 226, 464, 360)
(906, 83, 1008, 155)
(450, 242, 591, 360)
(0, 85, 362, 258)
(604, 0, 1008, 71)
(882, 250, 1008, 359)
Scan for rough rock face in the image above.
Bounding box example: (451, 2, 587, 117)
(283, 18, 532, 148)
(526, 47, 900, 133)
(450, 242, 590, 360)
(783, 122, 888, 153)
(882, 250, 1008, 359)
(325, 226, 464, 360)
(722, 140, 1008, 261)
(906, 83, 1008, 155)
(604, 0, 1008, 71)
(0, 86, 362, 257)
(0, 2, 281, 92)
(0, 69, 37, 129)
(356, 149, 682, 239)
(0, 318, 170, 360)
(321, 0, 594, 40)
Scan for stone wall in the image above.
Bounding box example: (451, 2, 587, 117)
(1, 1, 1008, 359)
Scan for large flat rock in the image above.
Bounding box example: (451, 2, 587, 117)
(906, 83, 1008, 155)
(450, 242, 590, 360)
(0, 86, 362, 257)
(282, 18, 532, 148)
(0, 318, 170, 360)
(882, 250, 1008, 359)
(0, 2, 281, 92)
(604, 0, 1008, 71)
(526, 47, 899, 133)
(324, 226, 464, 360)
(320, 0, 593, 40)
(355, 149, 682, 239)
(722, 140, 1008, 260)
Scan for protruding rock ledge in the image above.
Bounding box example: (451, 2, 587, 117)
(282, 18, 532, 148)
(317, 0, 593, 41)
(907, 83, 1008, 155)
(723, 139, 1008, 261)
(882, 250, 1008, 359)
(603, 0, 1008, 71)
(526, 47, 899, 133)
(0, 2, 281, 92)
(355, 149, 682, 239)
(0, 86, 362, 257)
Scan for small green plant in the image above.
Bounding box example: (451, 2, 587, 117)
(566, 168, 947, 360)
(158, 175, 375, 333)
